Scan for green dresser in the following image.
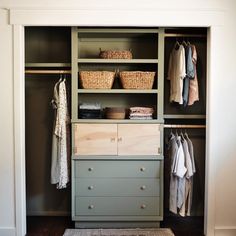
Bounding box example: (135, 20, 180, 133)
(72, 159, 163, 227)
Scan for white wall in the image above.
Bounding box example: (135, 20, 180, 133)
(214, 1, 236, 234)
(0, 9, 16, 236)
(0, 1, 236, 236)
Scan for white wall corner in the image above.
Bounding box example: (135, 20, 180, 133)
(0, 8, 9, 25)
(215, 228, 236, 236)
(0, 227, 16, 236)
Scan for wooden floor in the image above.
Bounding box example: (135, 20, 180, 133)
(26, 216, 204, 236)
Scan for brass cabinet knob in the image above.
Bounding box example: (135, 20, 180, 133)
(140, 185, 146, 190)
(88, 167, 93, 171)
(141, 204, 146, 209)
(118, 137, 122, 142)
(140, 167, 146, 172)
(88, 205, 94, 209)
(110, 137, 115, 142)
(88, 186, 94, 190)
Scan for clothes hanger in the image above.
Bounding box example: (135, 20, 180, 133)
(180, 129, 185, 140)
(174, 38, 180, 49)
(184, 129, 189, 139)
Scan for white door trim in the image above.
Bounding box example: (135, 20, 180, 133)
(13, 24, 26, 236)
(10, 8, 224, 236)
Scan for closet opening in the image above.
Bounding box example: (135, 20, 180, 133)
(25, 27, 73, 235)
(24, 26, 207, 236)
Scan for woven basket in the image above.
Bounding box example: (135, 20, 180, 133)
(105, 107, 126, 119)
(99, 49, 132, 59)
(119, 71, 156, 89)
(79, 71, 115, 89)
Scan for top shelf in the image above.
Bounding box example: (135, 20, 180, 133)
(77, 28, 160, 34)
(77, 59, 158, 64)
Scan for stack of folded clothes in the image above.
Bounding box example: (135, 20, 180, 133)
(129, 107, 154, 120)
(79, 103, 102, 119)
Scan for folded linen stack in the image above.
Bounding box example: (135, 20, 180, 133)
(79, 103, 102, 119)
(129, 107, 154, 120)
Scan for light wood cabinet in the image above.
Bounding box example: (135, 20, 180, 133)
(74, 123, 161, 156)
(118, 124, 161, 155)
(74, 124, 117, 155)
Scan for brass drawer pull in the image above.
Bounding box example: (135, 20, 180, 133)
(88, 186, 94, 190)
(140, 167, 146, 172)
(88, 205, 94, 209)
(88, 167, 93, 171)
(141, 204, 146, 209)
(140, 185, 146, 190)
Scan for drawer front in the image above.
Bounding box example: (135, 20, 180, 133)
(74, 160, 161, 178)
(75, 197, 160, 216)
(75, 178, 160, 197)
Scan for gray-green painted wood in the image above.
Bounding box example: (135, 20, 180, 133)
(75, 178, 160, 197)
(72, 27, 165, 226)
(72, 155, 163, 160)
(77, 28, 160, 33)
(77, 89, 158, 94)
(158, 28, 165, 122)
(77, 59, 158, 63)
(75, 196, 160, 216)
(71, 119, 161, 124)
(74, 160, 161, 178)
(71, 27, 79, 121)
(75, 221, 160, 228)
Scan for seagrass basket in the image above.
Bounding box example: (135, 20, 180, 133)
(79, 71, 115, 89)
(105, 107, 126, 119)
(119, 71, 156, 89)
(99, 48, 132, 59)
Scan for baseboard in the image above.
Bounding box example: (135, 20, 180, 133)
(27, 210, 70, 216)
(215, 228, 236, 236)
(0, 227, 16, 236)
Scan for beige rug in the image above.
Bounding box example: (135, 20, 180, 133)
(63, 228, 174, 236)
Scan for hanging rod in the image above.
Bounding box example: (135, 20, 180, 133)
(25, 70, 71, 74)
(164, 33, 206, 38)
(164, 124, 206, 129)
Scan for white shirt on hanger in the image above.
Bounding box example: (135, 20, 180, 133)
(167, 44, 186, 104)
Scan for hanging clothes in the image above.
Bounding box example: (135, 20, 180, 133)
(168, 133, 179, 214)
(167, 44, 186, 104)
(168, 131, 196, 217)
(182, 45, 195, 106)
(188, 44, 199, 105)
(51, 78, 70, 189)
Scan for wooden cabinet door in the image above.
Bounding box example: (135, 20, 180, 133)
(117, 124, 161, 155)
(74, 124, 117, 155)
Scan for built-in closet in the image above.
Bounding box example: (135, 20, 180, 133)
(25, 27, 207, 236)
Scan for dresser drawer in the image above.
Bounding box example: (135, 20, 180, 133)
(74, 160, 161, 178)
(75, 197, 160, 216)
(75, 178, 160, 197)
